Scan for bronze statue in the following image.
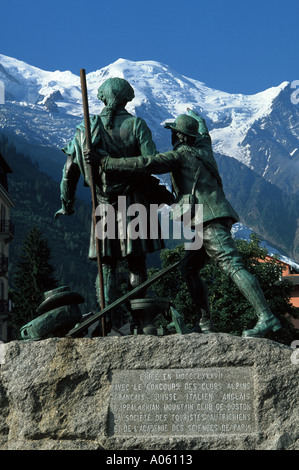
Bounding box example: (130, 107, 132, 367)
(55, 77, 172, 332)
(99, 110, 282, 338)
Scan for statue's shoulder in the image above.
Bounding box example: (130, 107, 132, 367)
(133, 115, 147, 125)
(176, 144, 199, 158)
(131, 115, 153, 134)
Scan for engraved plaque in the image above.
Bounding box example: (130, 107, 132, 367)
(109, 367, 256, 436)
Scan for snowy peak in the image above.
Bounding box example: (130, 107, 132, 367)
(0, 54, 297, 192)
(209, 82, 290, 165)
(85, 58, 292, 161)
(0, 53, 288, 118)
(0, 53, 287, 123)
(0, 53, 80, 108)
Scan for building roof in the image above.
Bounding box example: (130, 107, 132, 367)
(265, 255, 299, 274)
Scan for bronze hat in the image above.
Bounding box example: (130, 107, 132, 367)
(164, 114, 200, 138)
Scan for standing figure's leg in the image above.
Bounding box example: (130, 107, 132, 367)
(203, 218, 281, 338)
(181, 248, 214, 333)
(95, 258, 118, 334)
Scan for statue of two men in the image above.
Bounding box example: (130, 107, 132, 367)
(56, 76, 281, 339)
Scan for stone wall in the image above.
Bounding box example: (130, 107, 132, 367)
(0, 333, 298, 450)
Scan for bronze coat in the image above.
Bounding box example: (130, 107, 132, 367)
(105, 118, 239, 227)
(60, 109, 167, 260)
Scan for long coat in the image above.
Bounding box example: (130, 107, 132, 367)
(59, 108, 168, 260)
(104, 117, 239, 227)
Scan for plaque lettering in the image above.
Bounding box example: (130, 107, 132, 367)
(109, 367, 256, 436)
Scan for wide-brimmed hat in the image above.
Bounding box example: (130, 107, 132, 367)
(36, 286, 84, 314)
(164, 114, 200, 138)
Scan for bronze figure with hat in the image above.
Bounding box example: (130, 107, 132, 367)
(101, 109, 281, 338)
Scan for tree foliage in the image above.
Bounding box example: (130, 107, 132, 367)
(10, 226, 58, 337)
(148, 234, 299, 345)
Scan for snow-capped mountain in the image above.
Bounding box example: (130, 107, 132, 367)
(0, 54, 298, 262)
(0, 55, 299, 187)
(1, 54, 298, 188)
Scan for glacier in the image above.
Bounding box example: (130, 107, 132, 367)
(0, 54, 293, 160)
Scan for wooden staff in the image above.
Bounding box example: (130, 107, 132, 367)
(80, 68, 106, 336)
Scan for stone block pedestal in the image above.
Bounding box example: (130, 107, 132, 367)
(0, 333, 297, 450)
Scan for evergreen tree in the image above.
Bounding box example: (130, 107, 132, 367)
(10, 226, 58, 337)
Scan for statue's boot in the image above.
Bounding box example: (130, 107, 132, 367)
(184, 271, 214, 334)
(242, 311, 282, 338)
(199, 314, 214, 334)
(231, 269, 281, 338)
(192, 311, 214, 334)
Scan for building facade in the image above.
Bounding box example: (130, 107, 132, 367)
(0, 152, 14, 342)
(280, 259, 299, 329)
(260, 255, 299, 329)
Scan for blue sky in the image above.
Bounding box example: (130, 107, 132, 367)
(1, 0, 298, 94)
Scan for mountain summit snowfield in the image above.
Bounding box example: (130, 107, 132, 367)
(0, 54, 298, 190)
(0, 54, 298, 263)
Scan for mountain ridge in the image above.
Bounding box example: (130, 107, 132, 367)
(0, 54, 298, 262)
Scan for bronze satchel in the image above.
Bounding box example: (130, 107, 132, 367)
(172, 161, 202, 224)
